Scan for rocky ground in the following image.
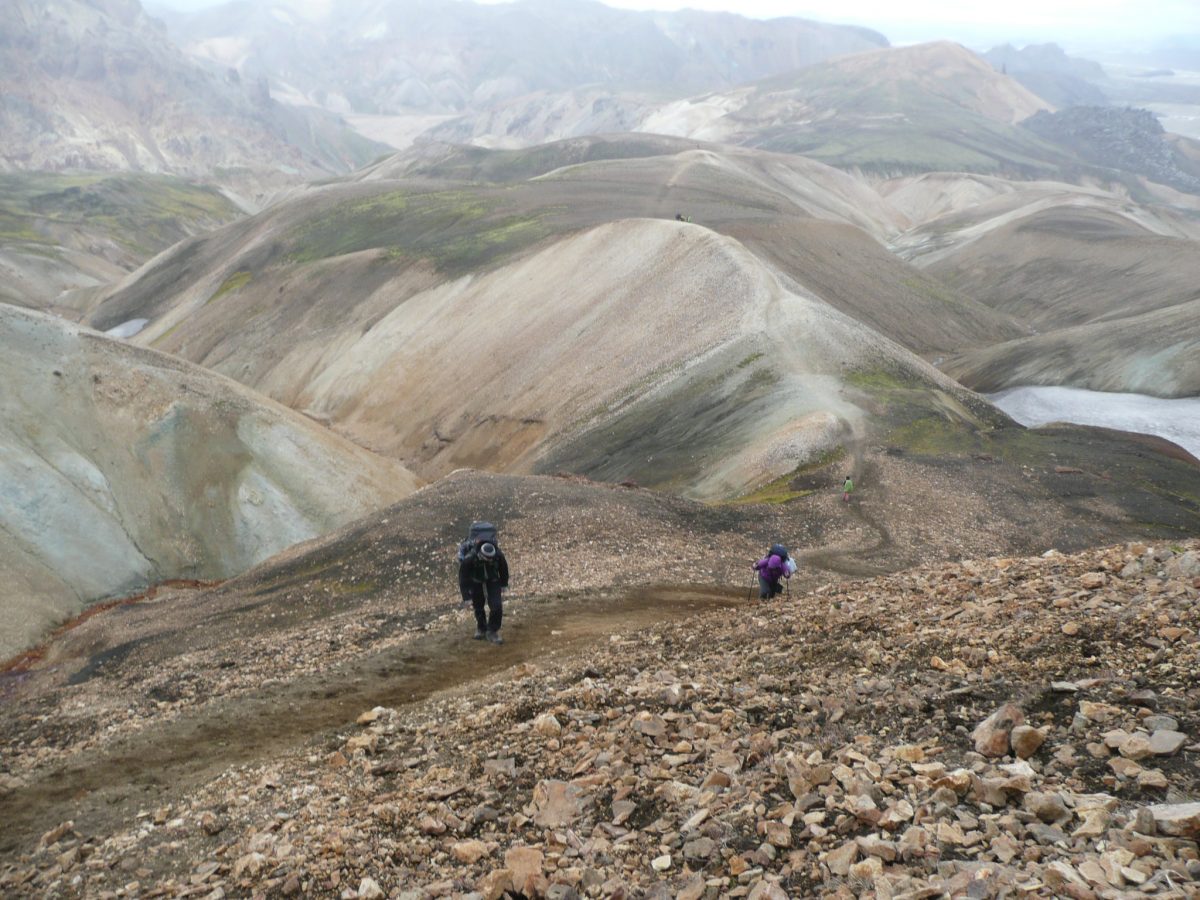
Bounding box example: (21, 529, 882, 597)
(1022, 107, 1200, 195)
(1, 532, 1197, 898)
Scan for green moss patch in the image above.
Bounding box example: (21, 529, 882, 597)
(207, 271, 252, 304)
(844, 366, 927, 392)
(727, 446, 849, 505)
(727, 468, 818, 505)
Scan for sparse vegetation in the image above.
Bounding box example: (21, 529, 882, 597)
(207, 271, 252, 304)
(284, 189, 554, 273)
(844, 366, 926, 392)
(0, 173, 243, 309)
(403, 137, 697, 183)
(726, 445, 848, 505)
(0, 173, 240, 256)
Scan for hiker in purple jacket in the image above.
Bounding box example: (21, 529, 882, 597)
(753, 543, 791, 599)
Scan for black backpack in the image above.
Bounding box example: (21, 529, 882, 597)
(468, 521, 498, 546)
(769, 543, 789, 560)
(458, 521, 500, 564)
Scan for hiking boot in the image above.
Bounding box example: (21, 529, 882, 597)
(486, 631, 504, 645)
(473, 628, 487, 640)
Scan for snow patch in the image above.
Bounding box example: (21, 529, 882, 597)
(105, 319, 148, 339)
(189, 36, 251, 68)
(988, 385, 1200, 460)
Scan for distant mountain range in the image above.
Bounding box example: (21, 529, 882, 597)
(0, 0, 385, 178)
(7, 0, 1199, 199)
(153, 0, 888, 116)
(983, 43, 1108, 108)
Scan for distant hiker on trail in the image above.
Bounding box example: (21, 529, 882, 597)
(752, 543, 791, 600)
(842, 475, 855, 503)
(674, 212, 692, 223)
(457, 521, 510, 644)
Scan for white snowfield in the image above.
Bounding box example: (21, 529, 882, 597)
(988, 386, 1200, 461)
(104, 318, 149, 339)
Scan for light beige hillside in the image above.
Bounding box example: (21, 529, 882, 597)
(543, 145, 910, 241)
(0, 304, 418, 660)
(887, 175, 1200, 267)
(85, 140, 1015, 369)
(77, 141, 1024, 499)
(635, 42, 1062, 177)
(244, 219, 979, 497)
(640, 41, 1048, 143)
(923, 206, 1200, 329)
(83, 143, 1015, 378)
(943, 297, 1200, 398)
(893, 192, 1200, 397)
(879, 173, 1111, 233)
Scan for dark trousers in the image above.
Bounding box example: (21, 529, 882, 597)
(467, 581, 503, 632)
(759, 575, 782, 599)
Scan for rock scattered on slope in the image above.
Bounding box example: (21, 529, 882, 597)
(4, 540, 1195, 897)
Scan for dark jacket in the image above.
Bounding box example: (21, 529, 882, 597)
(459, 545, 509, 587)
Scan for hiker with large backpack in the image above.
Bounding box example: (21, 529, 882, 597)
(752, 543, 792, 600)
(457, 522, 510, 644)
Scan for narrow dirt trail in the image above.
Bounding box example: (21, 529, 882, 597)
(797, 456, 896, 578)
(745, 273, 897, 579)
(0, 586, 742, 857)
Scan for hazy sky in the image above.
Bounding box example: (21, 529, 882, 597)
(149, 0, 1199, 46)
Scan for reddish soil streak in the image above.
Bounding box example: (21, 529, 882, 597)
(1, 580, 221, 675)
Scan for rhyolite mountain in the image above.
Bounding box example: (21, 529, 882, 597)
(890, 180, 1200, 398)
(79, 135, 1036, 499)
(624, 42, 1069, 178)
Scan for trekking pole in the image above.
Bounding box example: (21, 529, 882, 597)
(746, 574, 756, 602)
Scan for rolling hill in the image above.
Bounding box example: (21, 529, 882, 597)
(636, 42, 1069, 178)
(924, 205, 1200, 331)
(0, 304, 418, 660)
(892, 190, 1200, 397)
(0, 171, 244, 314)
(81, 139, 1026, 498)
(941, 298, 1200, 398)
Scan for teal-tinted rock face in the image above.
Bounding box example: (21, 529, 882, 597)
(0, 305, 418, 659)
